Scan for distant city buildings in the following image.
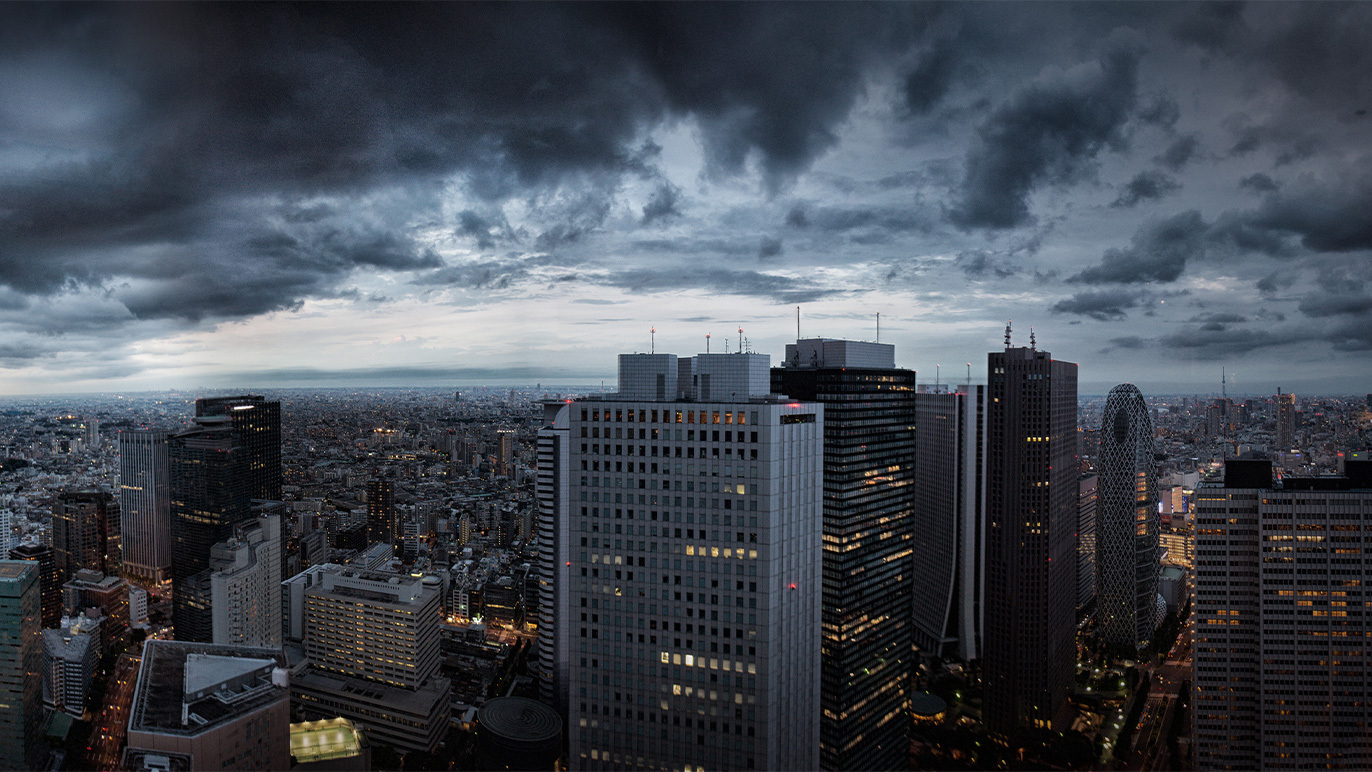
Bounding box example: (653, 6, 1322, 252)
(52, 490, 119, 581)
(1097, 384, 1161, 653)
(1078, 474, 1098, 613)
(43, 626, 96, 716)
(1194, 456, 1372, 769)
(982, 333, 1079, 734)
(1276, 390, 1297, 451)
(9, 540, 62, 628)
(367, 477, 396, 546)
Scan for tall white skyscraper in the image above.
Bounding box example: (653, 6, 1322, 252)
(118, 430, 172, 583)
(544, 351, 823, 771)
(209, 513, 282, 648)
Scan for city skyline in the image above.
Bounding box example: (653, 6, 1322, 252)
(1, 3, 1369, 396)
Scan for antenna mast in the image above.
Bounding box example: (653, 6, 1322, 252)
(796, 306, 801, 341)
(1004, 320, 1012, 349)
(876, 312, 880, 343)
(935, 364, 940, 389)
(651, 327, 656, 355)
(1222, 367, 1226, 399)
(706, 333, 711, 354)
(1029, 327, 1036, 351)
(966, 362, 971, 387)
(738, 327, 743, 354)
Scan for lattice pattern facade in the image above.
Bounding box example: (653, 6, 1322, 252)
(1096, 383, 1159, 652)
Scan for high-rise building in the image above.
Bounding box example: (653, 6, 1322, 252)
(42, 627, 96, 716)
(1078, 474, 1098, 613)
(1275, 390, 1297, 450)
(773, 338, 915, 771)
(366, 477, 396, 545)
(982, 333, 1078, 734)
(291, 567, 451, 753)
(1097, 384, 1161, 653)
(549, 352, 823, 771)
(1193, 457, 1372, 769)
(912, 383, 987, 663)
(124, 640, 291, 771)
(209, 513, 282, 648)
(52, 490, 119, 580)
(63, 569, 130, 646)
(535, 401, 571, 713)
(498, 429, 517, 477)
(119, 429, 173, 584)
(0, 561, 43, 770)
(9, 540, 61, 628)
(169, 423, 251, 642)
(194, 395, 283, 501)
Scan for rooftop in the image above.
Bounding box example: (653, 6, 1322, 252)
(130, 640, 286, 736)
(290, 718, 365, 764)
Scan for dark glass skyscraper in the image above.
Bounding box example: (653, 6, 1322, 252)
(983, 336, 1078, 734)
(52, 490, 119, 580)
(168, 423, 251, 642)
(773, 339, 916, 772)
(194, 395, 282, 501)
(367, 477, 396, 545)
(7, 542, 60, 629)
(1097, 383, 1159, 653)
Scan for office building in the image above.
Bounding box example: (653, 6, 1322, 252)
(209, 513, 282, 648)
(169, 422, 251, 642)
(0, 561, 43, 771)
(1097, 383, 1161, 653)
(63, 569, 130, 646)
(9, 540, 62, 628)
(1078, 474, 1098, 613)
(1275, 390, 1297, 451)
(194, 395, 283, 501)
(498, 429, 518, 477)
(1193, 457, 1372, 769)
(772, 339, 915, 771)
(53, 490, 119, 580)
(43, 627, 96, 716)
(119, 430, 173, 583)
(292, 566, 451, 753)
(982, 332, 1078, 734)
(130, 586, 149, 627)
(125, 640, 290, 771)
(535, 401, 572, 712)
(912, 383, 987, 664)
(549, 351, 823, 771)
(366, 477, 396, 545)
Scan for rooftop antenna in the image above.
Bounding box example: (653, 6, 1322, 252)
(1029, 327, 1036, 351)
(706, 332, 711, 354)
(1004, 320, 1012, 349)
(738, 327, 743, 354)
(796, 306, 801, 341)
(966, 362, 972, 387)
(876, 312, 881, 343)
(651, 327, 656, 355)
(935, 364, 940, 389)
(1222, 366, 1226, 399)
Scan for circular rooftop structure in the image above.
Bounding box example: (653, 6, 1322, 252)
(910, 691, 948, 718)
(476, 697, 562, 771)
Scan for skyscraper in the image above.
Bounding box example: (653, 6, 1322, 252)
(497, 428, 517, 477)
(367, 477, 396, 545)
(1096, 384, 1160, 653)
(773, 338, 915, 771)
(0, 561, 43, 771)
(1077, 474, 1098, 613)
(912, 384, 988, 664)
(119, 429, 173, 583)
(195, 395, 283, 501)
(169, 422, 251, 642)
(1275, 390, 1297, 450)
(52, 490, 119, 580)
(1193, 457, 1372, 769)
(551, 352, 823, 771)
(982, 332, 1078, 734)
(535, 401, 571, 714)
(8, 541, 61, 628)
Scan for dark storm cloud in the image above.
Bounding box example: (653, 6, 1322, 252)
(1111, 170, 1181, 208)
(457, 210, 519, 251)
(0, 2, 928, 324)
(1050, 289, 1140, 321)
(1157, 325, 1304, 357)
(1071, 211, 1206, 284)
(1108, 335, 1145, 350)
(950, 44, 1141, 230)
(641, 181, 683, 225)
(902, 38, 959, 114)
(955, 251, 1020, 279)
(757, 238, 784, 260)
(1239, 173, 1280, 193)
(1240, 166, 1372, 252)
(1137, 94, 1180, 129)
(1155, 134, 1199, 171)
(1297, 292, 1372, 318)
(1169, 1, 1247, 52)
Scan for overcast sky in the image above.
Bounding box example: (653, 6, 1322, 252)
(1, 2, 1369, 396)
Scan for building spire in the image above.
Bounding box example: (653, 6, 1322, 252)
(1004, 320, 1012, 349)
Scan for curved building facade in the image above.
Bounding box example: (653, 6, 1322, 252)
(1096, 383, 1159, 653)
